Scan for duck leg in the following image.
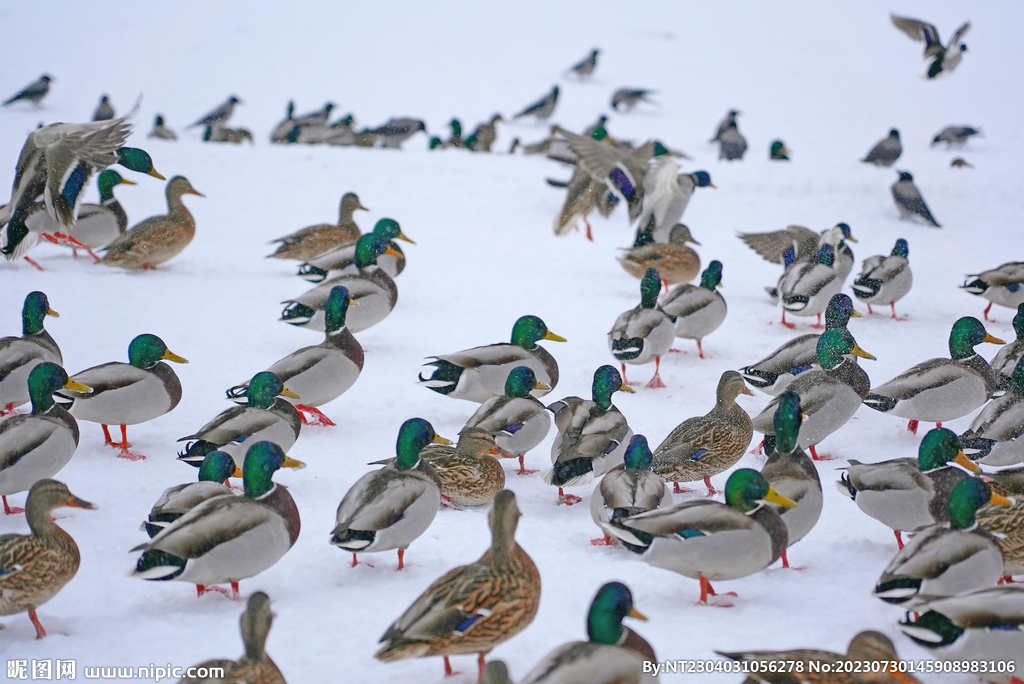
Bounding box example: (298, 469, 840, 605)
(983, 302, 994, 322)
(441, 495, 462, 510)
(698, 575, 736, 607)
(584, 217, 593, 242)
(350, 553, 375, 569)
(645, 358, 667, 388)
(894, 531, 904, 550)
(109, 424, 145, 461)
(396, 548, 405, 570)
(295, 404, 336, 427)
(1, 402, 17, 416)
(703, 477, 717, 496)
(890, 303, 907, 321)
(516, 455, 538, 476)
(443, 656, 460, 677)
(101, 424, 114, 445)
(28, 609, 46, 639)
(197, 584, 231, 598)
(3, 496, 24, 515)
(590, 533, 617, 546)
(23, 256, 44, 271)
(51, 232, 99, 260)
(907, 420, 919, 434)
(810, 313, 824, 330)
(780, 550, 806, 570)
(780, 310, 795, 329)
(477, 654, 487, 682)
(620, 364, 639, 386)
(867, 304, 874, 315)
(749, 439, 764, 456)
(557, 487, 582, 506)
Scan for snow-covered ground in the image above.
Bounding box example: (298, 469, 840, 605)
(1, 1, 1023, 681)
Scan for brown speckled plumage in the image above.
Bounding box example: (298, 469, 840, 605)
(618, 224, 701, 285)
(418, 428, 507, 507)
(978, 480, 1024, 576)
(267, 192, 367, 261)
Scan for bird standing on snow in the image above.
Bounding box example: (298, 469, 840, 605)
(513, 86, 559, 121)
(891, 171, 940, 227)
(92, 95, 114, 121)
(568, 49, 600, 78)
(608, 267, 676, 388)
(188, 95, 241, 128)
(710, 110, 739, 143)
(148, 115, 177, 140)
(891, 14, 970, 79)
(861, 129, 901, 166)
(611, 88, 656, 111)
(718, 123, 747, 160)
(371, 118, 426, 149)
(932, 126, 982, 146)
(3, 75, 53, 108)
(851, 239, 913, 319)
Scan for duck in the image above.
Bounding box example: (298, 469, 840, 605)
(369, 118, 427, 149)
(740, 293, 859, 395)
(0, 479, 95, 638)
(659, 260, 726, 358)
(28, 169, 136, 257)
(933, 126, 982, 147)
(179, 592, 286, 684)
(330, 418, 446, 569)
(861, 129, 902, 167)
(759, 391, 822, 569)
(419, 315, 565, 403)
(280, 234, 399, 334)
(634, 156, 714, 242)
(58, 333, 187, 460)
(873, 477, 1009, 609)
(778, 244, 844, 329)
(621, 468, 796, 606)
(851, 238, 912, 319)
(959, 357, 1024, 466)
(717, 122, 747, 161)
(890, 14, 970, 79)
(467, 115, 502, 152)
(227, 286, 361, 428)
(961, 262, 1024, 322)
(374, 490, 541, 681)
(519, 582, 656, 684)
(0, 363, 90, 515)
(863, 317, 1003, 433)
(977, 472, 1024, 579)
(0, 291, 61, 413)
(188, 96, 241, 129)
(513, 86, 559, 121)
(177, 371, 301, 470)
(552, 164, 601, 240)
(147, 115, 176, 140)
(2, 74, 53, 108)
(463, 366, 552, 476)
(951, 157, 974, 169)
(752, 329, 875, 460)
(898, 586, 1023, 684)
(445, 119, 466, 149)
(590, 435, 672, 549)
(98, 176, 203, 270)
(609, 267, 676, 388)
(739, 223, 856, 281)
(266, 192, 368, 261)
(132, 441, 304, 600)
(651, 371, 753, 495)
(991, 305, 1024, 381)
(142, 451, 240, 538)
(837, 428, 982, 548)
(769, 140, 790, 161)
(618, 223, 700, 287)
(298, 218, 413, 282)
(717, 630, 923, 684)
(544, 365, 634, 505)
(892, 171, 941, 227)
(92, 94, 114, 121)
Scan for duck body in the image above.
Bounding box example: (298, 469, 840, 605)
(961, 262, 1024, 316)
(415, 429, 505, 507)
(990, 305, 1024, 379)
(282, 268, 396, 334)
(143, 452, 238, 538)
(779, 244, 844, 319)
(960, 358, 1024, 466)
(851, 239, 912, 314)
(148, 115, 176, 140)
(463, 367, 551, 474)
(0, 292, 61, 411)
(660, 261, 726, 357)
(618, 224, 700, 285)
(591, 435, 672, 550)
(634, 159, 711, 242)
(298, 217, 411, 282)
(267, 192, 367, 261)
(608, 268, 675, 387)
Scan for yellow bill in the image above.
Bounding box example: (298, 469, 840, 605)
(763, 486, 798, 508)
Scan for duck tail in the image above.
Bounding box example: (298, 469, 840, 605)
(862, 394, 897, 413)
(130, 549, 186, 580)
(416, 360, 462, 395)
(835, 472, 857, 499)
(296, 264, 328, 283)
(280, 301, 315, 326)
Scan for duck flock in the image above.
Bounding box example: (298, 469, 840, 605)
(1, 3, 1023, 683)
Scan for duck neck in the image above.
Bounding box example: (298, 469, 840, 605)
(166, 188, 193, 220)
(26, 499, 64, 541)
(587, 609, 625, 646)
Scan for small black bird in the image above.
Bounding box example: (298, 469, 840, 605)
(569, 49, 600, 78)
(611, 88, 656, 111)
(188, 95, 242, 128)
(718, 122, 747, 161)
(861, 130, 901, 167)
(92, 95, 115, 121)
(710, 110, 739, 143)
(891, 171, 940, 227)
(513, 86, 559, 121)
(3, 75, 54, 107)
(932, 126, 982, 147)
(891, 14, 970, 79)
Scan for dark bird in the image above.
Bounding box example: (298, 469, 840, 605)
(3, 75, 53, 108)
(370, 118, 426, 149)
(513, 86, 559, 121)
(951, 158, 973, 169)
(891, 14, 970, 78)
(611, 88, 656, 111)
(569, 49, 600, 78)
(92, 95, 114, 121)
(188, 96, 242, 128)
(892, 171, 940, 227)
(710, 110, 739, 143)
(148, 115, 176, 140)
(718, 123, 747, 161)
(862, 129, 901, 166)
(932, 126, 982, 146)
(292, 102, 334, 127)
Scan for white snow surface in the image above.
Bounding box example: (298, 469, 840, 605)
(1, 1, 1022, 682)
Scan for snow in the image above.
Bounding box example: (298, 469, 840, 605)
(1, 0, 1022, 681)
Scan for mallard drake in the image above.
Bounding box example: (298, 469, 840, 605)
(609, 267, 676, 388)
(618, 223, 700, 288)
(961, 262, 1024, 321)
(862, 129, 902, 167)
(651, 370, 753, 495)
(98, 176, 203, 270)
(298, 218, 413, 282)
(179, 592, 286, 684)
(142, 451, 240, 538)
(753, 330, 874, 460)
(851, 238, 912, 319)
(590, 435, 672, 549)
(960, 357, 1024, 466)
(837, 428, 982, 548)
(331, 418, 446, 568)
(991, 304, 1024, 380)
(369, 118, 427, 149)
(3, 74, 53, 108)
(132, 441, 304, 599)
(659, 260, 725, 358)
(148, 115, 176, 140)
(718, 122, 747, 161)
(0, 292, 61, 413)
(544, 365, 634, 505)
(280, 234, 399, 333)
(873, 478, 1009, 608)
(419, 315, 565, 403)
(177, 371, 301, 470)
(513, 86, 559, 121)
(463, 366, 552, 476)
(758, 391, 822, 569)
(890, 14, 970, 79)
(29, 169, 136, 257)
(227, 286, 361, 428)
(519, 582, 655, 684)
(717, 630, 922, 684)
(0, 479, 95, 638)
(188, 96, 241, 129)
(0, 363, 90, 515)
(58, 333, 186, 460)
(864, 317, 1003, 432)
(898, 586, 1023, 684)
(892, 171, 941, 227)
(622, 468, 796, 605)
(375, 490, 541, 680)
(778, 244, 844, 329)
(769, 140, 790, 161)
(740, 293, 859, 395)
(266, 192, 368, 261)
(635, 158, 713, 242)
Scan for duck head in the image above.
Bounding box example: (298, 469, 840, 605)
(587, 581, 646, 645)
(245, 371, 299, 409)
(324, 286, 356, 334)
(504, 366, 547, 398)
(97, 169, 136, 201)
(592, 364, 634, 410)
(128, 333, 187, 369)
(917, 428, 979, 474)
(395, 417, 450, 470)
(22, 291, 58, 335)
(116, 147, 165, 179)
(353, 233, 401, 268)
(947, 478, 1011, 530)
(198, 451, 242, 482)
(815, 329, 874, 370)
(892, 238, 909, 258)
(825, 294, 859, 329)
(28, 362, 90, 413)
(699, 260, 723, 292)
(724, 468, 797, 512)
(511, 315, 565, 349)
(622, 435, 653, 471)
(372, 218, 414, 244)
(948, 317, 1003, 360)
(242, 441, 305, 498)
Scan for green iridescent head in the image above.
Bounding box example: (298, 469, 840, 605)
(817, 244, 835, 267)
(948, 317, 1002, 360)
(242, 441, 287, 498)
(652, 141, 670, 157)
(640, 268, 661, 308)
(450, 119, 462, 137)
(824, 294, 858, 330)
(592, 364, 633, 411)
(699, 260, 723, 292)
(246, 371, 292, 409)
(27, 362, 76, 414)
(371, 218, 412, 244)
(353, 233, 389, 268)
(587, 582, 646, 645)
(22, 291, 57, 336)
(504, 366, 539, 398)
(590, 125, 608, 141)
(97, 169, 134, 201)
(511, 315, 565, 349)
(116, 147, 165, 179)
(770, 140, 787, 157)
(773, 391, 803, 454)
(892, 239, 909, 259)
(815, 329, 874, 370)
(623, 435, 652, 470)
(324, 286, 354, 334)
(724, 469, 776, 512)
(917, 428, 976, 473)
(947, 478, 997, 530)
(429, 136, 443, 149)
(198, 451, 239, 483)
(395, 418, 445, 470)
(127, 333, 187, 369)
